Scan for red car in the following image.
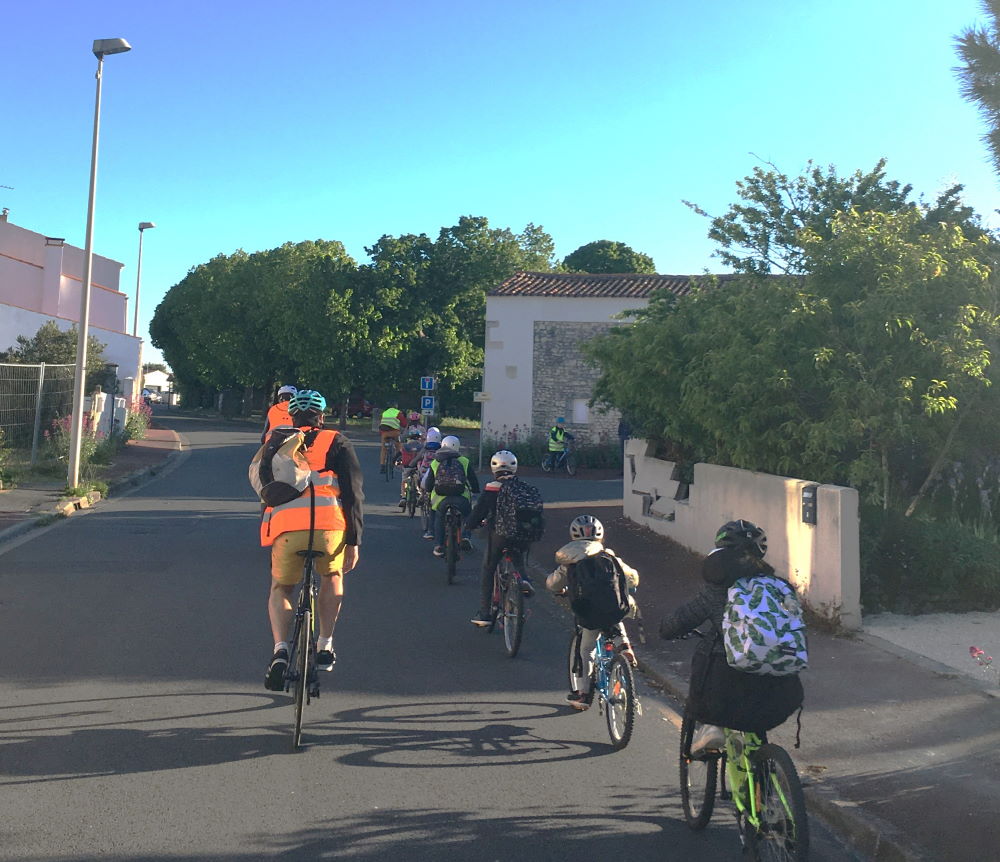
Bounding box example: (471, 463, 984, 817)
(330, 396, 373, 419)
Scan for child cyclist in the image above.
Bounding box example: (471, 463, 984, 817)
(421, 435, 478, 557)
(466, 450, 537, 627)
(415, 428, 442, 538)
(658, 519, 804, 753)
(397, 426, 425, 509)
(546, 515, 639, 710)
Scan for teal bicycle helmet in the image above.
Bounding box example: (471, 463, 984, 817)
(288, 389, 327, 414)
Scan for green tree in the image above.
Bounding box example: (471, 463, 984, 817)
(589, 172, 1000, 512)
(1, 321, 108, 384)
(956, 0, 1000, 176)
(142, 362, 167, 374)
(563, 240, 656, 274)
(684, 159, 920, 276)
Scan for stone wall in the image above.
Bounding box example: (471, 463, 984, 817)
(531, 320, 621, 442)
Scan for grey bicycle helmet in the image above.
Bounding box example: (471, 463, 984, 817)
(714, 519, 767, 557)
(490, 450, 518, 476)
(569, 514, 604, 542)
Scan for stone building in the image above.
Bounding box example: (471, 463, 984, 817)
(481, 271, 702, 445)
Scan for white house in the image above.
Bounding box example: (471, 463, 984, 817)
(0, 214, 141, 389)
(482, 271, 714, 444)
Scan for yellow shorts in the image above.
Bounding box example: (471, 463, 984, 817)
(270, 530, 348, 586)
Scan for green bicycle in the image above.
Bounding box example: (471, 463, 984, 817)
(678, 698, 810, 860)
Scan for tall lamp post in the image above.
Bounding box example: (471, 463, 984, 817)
(132, 221, 155, 336)
(68, 38, 131, 490)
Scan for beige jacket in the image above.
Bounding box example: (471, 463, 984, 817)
(545, 539, 640, 593)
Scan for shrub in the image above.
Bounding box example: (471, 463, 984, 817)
(860, 505, 1000, 613)
(124, 399, 153, 441)
(481, 425, 622, 470)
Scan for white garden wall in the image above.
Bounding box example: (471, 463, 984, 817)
(624, 438, 861, 629)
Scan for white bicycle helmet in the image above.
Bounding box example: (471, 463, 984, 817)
(277, 385, 297, 397)
(439, 435, 461, 454)
(490, 450, 518, 476)
(569, 514, 604, 542)
(425, 427, 442, 444)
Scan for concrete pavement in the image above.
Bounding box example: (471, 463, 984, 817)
(1, 412, 996, 861)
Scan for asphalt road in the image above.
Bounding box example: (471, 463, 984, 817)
(0, 415, 851, 861)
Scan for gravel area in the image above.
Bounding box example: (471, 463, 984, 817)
(864, 609, 1000, 686)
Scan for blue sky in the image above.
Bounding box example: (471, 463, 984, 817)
(3, 1, 998, 364)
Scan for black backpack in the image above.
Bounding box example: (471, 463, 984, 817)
(433, 457, 467, 495)
(494, 476, 545, 542)
(566, 550, 630, 630)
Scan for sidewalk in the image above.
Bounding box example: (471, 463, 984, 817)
(532, 504, 999, 862)
(0, 425, 183, 543)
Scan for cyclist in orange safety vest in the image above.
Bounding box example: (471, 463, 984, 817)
(262, 389, 365, 690)
(261, 384, 297, 444)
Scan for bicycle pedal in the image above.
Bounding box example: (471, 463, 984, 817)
(634, 701, 643, 717)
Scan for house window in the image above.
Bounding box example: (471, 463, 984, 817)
(572, 398, 589, 424)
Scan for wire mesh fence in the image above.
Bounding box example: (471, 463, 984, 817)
(0, 362, 76, 463)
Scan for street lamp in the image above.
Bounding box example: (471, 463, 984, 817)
(132, 221, 155, 336)
(67, 37, 132, 490)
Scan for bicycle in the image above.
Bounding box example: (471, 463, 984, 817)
(441, 501, 464, 585)
(486, 547, 528, 657)
(566, 627, 639, 749)
(381, 439, 396, 482)
(677, 638, 809, 859)
(541, 443, 576, 476)
(284, 547, 323, 751)
(402, 468, 419, 517)
(419, 485, 431, 534)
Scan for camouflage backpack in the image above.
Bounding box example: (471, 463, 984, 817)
(722, 573, 808, 677)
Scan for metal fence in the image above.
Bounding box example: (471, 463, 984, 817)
(0, 362, 76, 463)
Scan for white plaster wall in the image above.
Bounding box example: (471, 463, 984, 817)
(623, 438, 861, 629)
(482, 294, 647, 439)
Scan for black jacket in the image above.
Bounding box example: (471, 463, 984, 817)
(659, 546, 770, 655)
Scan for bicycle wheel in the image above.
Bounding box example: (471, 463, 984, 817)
(420, 495, 430, 533)
(605, 655, 635, 750)
(565, 452, 577, 476)
(292, 604, 311, 751)
(407, 482, 417, 517)
(445, 512, 457, 585)
(541, 453, 553, 472)
(385, 452, 394, 482)
(679, 701, 719, 830)
(502, 566, 524, 657)
(747, 744, 810, 862)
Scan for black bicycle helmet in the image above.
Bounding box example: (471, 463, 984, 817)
(714, 519, 767, 557)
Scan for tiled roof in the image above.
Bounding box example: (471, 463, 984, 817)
(489, 271, 732, 299)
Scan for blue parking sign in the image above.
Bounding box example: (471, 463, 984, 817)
(421, 395, 435, 411)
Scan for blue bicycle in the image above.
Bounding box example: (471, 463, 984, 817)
(566, 626, 639, 750)
(542, 443, 576, 476)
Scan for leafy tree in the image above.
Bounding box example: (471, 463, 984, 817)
(680, 159, 985, 276)
(589, 167, 1000, 513)
(563, 240, 656, 274)
(956, 0, 1000, 177)
(142, 362, 167, 374)
(1, 321, 108, 384)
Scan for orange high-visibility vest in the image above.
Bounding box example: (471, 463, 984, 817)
(260, 429, 346, 546)
(267, 402, 293, 429)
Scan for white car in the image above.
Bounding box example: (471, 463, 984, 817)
(142, 388, 163, 403)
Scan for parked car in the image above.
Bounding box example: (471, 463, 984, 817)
(330, 395, 372, 419)
(141, 388, 163, 403)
